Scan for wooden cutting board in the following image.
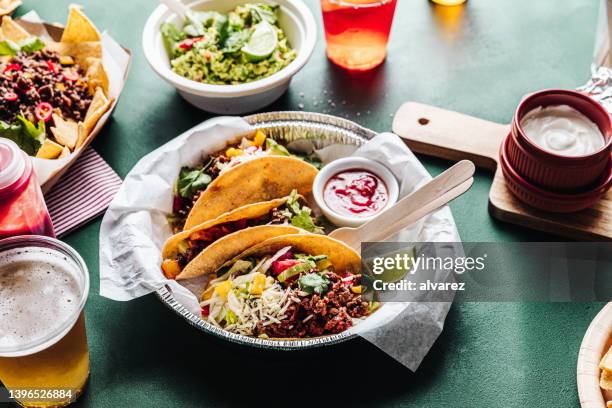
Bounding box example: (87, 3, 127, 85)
(392, 102, 612, 241)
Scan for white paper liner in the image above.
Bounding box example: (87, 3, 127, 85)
(99, 117, 461, 371)
(16, 11, 131, 192)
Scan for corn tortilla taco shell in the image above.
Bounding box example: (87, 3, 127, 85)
(60, 5, 101, 43)
(223, 234, 362, 276)
(184, 156, 318, 230)
(176, 225, 303, 280)
(1, 16, 29, 42)
(164, 197, 290, 260)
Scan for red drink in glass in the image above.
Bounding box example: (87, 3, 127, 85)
(321, 0, 398, 71)
(0, 139, 55, 239)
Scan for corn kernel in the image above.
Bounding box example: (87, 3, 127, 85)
(351, 285, 362, 294)
(161, 259, 181, 279)
(250, 273, 266, 295)
(316, 259, 332, 271)
(226, 147, 244, 158)
(253, 130, 267, 147)
(214, 280, 232, 300)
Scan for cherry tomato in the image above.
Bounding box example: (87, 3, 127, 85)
(201, 305, 210, 317)
(34, 102, 53, 122)
(3, 91, 18, 101)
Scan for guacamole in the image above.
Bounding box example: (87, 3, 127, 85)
(160, 3, 297, 85)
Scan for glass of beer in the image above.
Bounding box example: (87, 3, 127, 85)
(0, 236, 90, 407)
(320, 0, 398, 71)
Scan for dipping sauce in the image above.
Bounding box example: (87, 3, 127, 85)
(521, 105, 605, 156)
(323, 168, 388, 218)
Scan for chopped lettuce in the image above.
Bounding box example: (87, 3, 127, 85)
(0, 36, 45, 56)
(0, 116, 46, 156)
(265, 138, 290, 156)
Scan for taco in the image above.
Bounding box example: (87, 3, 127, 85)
(0, 6, 113, 159)
(170, 130, 320, 231)
(161, 191, 323, 280)
(199, 234, 376, 339)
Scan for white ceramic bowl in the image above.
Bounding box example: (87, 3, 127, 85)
(142, 0, 316, 114)
(313, 157, 399, 228)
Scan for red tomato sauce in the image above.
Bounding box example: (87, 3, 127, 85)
(323, 168, 388, 218)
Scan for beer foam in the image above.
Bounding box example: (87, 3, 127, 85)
(0, 247, 82, 350)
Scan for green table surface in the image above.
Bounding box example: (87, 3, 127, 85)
(9, 0, 606, 407)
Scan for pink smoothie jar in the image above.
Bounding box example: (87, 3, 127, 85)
(0, 138, 55, 238)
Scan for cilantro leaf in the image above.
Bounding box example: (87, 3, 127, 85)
(298, 273, 330, 295)
(176, 166, 212, 199)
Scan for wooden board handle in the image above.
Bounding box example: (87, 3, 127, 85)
(392, 102, 510, 171)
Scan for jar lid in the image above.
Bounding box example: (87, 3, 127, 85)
(0, 138, 26, 190)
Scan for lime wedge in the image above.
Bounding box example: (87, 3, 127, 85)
(241, 22, 277, 62)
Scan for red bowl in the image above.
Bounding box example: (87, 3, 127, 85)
(510, 89, 612, 191)
(500, 134, 612, 213)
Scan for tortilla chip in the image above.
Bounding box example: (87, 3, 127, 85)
(85, 57, 109, 95)
(58, 146, 70, 159)
(184, 156, 319, 229)
(602, 369, 612, 391)
(0, 0, 22, 17)
(223, 233, 362, 276)
(1, 16, 30, 42)
(76, 121, 86, 149)
(60, 5, 100, 43)
(36, 138, 63, 159)
(50, 113, 78, 150)
(81, 86, 112, 138)
(177, 225, 303, 281)
(601, 346, 612, 372)
(45, 41, 102, 68)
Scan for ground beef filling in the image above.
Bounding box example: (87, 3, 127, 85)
(0, 50, 92, 129)
(175, 208, 291, 268)
(257, 274, 370, 338)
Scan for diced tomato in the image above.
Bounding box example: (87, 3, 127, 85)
(201, 305, 210, 317)
(34, 102, 53, 122)
(178, 36, 204, 50)
(46, 59, 58, 74)
(272, 259, 302, 276)
(276, 251, 293, 262)
(2, 63, 20, 75)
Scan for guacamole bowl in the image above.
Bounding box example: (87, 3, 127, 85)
(143, 0, 316, 114)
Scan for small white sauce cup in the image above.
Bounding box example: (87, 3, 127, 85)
(313, 157, 399, 228)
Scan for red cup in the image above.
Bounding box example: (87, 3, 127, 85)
(509, 89, 612, 191)
(500, 134, 612, 213)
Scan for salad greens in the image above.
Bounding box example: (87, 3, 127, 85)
(0, 36, 45, 56)
(0, 116, 46, 156)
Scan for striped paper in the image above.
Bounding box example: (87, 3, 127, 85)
(46, 147, 122, 237)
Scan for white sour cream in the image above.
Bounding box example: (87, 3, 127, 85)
(520, 105, 605, 156)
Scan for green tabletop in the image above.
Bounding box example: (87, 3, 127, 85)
(12, 0, 605, 407)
